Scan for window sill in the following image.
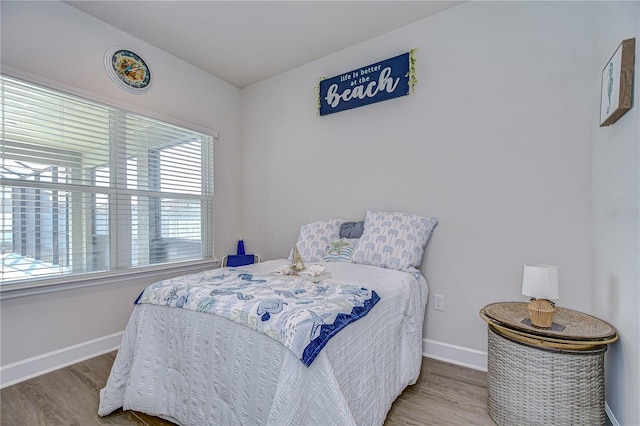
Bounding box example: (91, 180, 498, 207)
(0, 259, 220, 300)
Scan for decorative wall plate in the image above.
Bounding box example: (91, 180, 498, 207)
(104, 48, 151, 94)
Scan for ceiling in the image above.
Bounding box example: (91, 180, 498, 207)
(65, 1, 463, 88)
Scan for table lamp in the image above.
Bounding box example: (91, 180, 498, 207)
(522, 264, 559, 328)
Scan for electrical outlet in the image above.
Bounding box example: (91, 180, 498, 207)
(434, 294, 445, 311)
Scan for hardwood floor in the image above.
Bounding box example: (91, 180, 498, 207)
(385, 359, 494, 426)
(1, 353, 494, 425)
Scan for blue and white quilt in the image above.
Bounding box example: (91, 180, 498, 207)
(134, 267, 380, 366)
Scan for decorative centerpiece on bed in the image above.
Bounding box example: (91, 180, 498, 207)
(290, 242, 306, 272)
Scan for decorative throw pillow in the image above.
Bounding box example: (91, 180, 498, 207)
(340, 221, 365, 239)
(352, 210, 437, 271)
(323, 238, 359, 262)
(290, 219, 345, 263)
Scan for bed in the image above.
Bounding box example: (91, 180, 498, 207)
(98, 211, 437, 426)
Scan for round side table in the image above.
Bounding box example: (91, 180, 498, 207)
(480, 302, 618, 426)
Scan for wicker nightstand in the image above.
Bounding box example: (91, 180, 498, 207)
(480, 302, 618, 426)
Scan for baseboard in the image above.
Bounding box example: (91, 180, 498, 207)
(605, 402, 620, 426)
(423, 338, 487, 372)
(0, 331, 123, 389)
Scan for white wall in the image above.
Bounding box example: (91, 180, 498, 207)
(1, 1, 637, 422)
(0, 1, 243, 366)
(242, 1, 594, 354)
(592, 2, 640, 425)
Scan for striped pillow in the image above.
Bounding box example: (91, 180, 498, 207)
(323, 238, 359, 262)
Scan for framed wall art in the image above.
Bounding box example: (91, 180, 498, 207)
(317, 50, 417, 116)
(600, 38, 635, 127)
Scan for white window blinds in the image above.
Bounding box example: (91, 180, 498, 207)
(1, 75, 214, 284)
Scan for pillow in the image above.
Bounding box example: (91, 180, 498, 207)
(340, 221, 365, 239)
(290, 219, 345, 263)
(351, 210, 437, 271)
(323, 238, 359, 262)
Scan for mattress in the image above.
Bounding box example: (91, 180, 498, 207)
(98, 259, 428, 426)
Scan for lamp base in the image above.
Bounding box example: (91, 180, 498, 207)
(527, 298, 555, 328)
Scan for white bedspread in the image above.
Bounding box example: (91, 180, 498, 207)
(98, 260, 428, 426)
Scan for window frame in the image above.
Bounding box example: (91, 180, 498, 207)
(0, 74, 219, 299)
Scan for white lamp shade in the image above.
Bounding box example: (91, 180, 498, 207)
(522, 264, 559, 300)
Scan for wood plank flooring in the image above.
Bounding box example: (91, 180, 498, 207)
(385, 359, 494, 426)
(1, 353, 494, 425)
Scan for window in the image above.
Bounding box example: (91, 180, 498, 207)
(0, 75, 214, 286)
